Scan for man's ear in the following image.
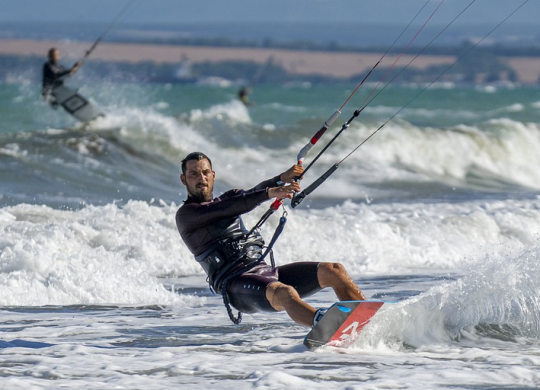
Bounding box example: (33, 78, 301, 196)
(180, 174, 187, 185)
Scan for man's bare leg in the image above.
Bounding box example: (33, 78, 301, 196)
(265, 262, 366, 327)
(266, 282, 316, 327)
(317, 262, 366, 301)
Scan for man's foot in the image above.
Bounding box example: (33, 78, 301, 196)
(313, 308, 327, 327)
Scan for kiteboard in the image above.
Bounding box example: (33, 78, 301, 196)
(304, 300, 389, 349)
(51, 85, 104, 122)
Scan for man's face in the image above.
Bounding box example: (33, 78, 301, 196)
(180, 159, 215, 202)
(50, 50, 60, 64)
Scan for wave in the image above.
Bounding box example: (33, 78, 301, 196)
(278, 198, 540, 273)
(0, 125, 182, 207)
(0, 201, 202, 306)
(2, 106, 540, 208)
(2, 196, 540, 306)
(304, 118, 540, 197)
(355, 246, 540, 350)
(94, 102, 540, 196)
(3, 83, 540, 208)
(188, 99, 252, 124)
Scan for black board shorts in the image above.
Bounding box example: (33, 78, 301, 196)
(226, 261, 322, 314)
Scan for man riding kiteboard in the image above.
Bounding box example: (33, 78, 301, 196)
(175, 152, 366, 327)
(42, 48, 81, 107)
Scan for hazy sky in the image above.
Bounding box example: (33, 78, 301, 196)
(1, 0, 538, 25)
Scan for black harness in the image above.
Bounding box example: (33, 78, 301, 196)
(195, 231, 265, 294)
(194, 212, 288, 324)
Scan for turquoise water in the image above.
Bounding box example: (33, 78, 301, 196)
(2, 82, 540, 207)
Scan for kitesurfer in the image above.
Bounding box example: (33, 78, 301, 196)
(238, 86, 253, 106)
(175, 152, 366, 327)
(42, 48, 81, 107)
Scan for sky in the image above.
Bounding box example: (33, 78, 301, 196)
(0, 0, 538, 26)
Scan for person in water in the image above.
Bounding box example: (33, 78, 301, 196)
(42, 48, 81, 106)
(238, 86, 253, 106)
(175, 152, 366, 327)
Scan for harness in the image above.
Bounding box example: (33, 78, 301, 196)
(195, 232, 265, 293)
(195, 211, 288, 324)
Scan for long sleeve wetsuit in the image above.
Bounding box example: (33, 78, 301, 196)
(176, 176, 281, 257)
(42, 62, 72, 95)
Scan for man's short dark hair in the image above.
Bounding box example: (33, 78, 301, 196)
(48, 48, 57, 58)
(181, 152, 212, 175)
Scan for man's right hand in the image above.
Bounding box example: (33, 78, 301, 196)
(268, 182, 301, 200)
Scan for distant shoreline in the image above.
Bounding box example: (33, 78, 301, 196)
(1, 39, 539, 84)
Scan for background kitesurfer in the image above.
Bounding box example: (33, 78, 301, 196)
(175, 152, 366, 327)
(238, 86, 253, 106)
(42, 48, 81, 107)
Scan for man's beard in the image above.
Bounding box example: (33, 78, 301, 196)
(189, 185, 213, 203)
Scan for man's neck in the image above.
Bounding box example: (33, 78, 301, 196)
(186, 193, 214, 204)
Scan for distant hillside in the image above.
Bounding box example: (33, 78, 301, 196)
(1, 39, 540, 85)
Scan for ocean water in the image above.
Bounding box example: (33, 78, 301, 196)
(1, 79, 540, 389)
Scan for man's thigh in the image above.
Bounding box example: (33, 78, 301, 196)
(277, 262, 322, 298)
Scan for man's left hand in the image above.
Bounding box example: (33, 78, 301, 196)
(268, 181, 301, 200)
(280, 164, 304, 183)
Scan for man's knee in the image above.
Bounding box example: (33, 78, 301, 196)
(318, 262, 351, 286)
(266, 282, 301, 311)
(319, 262, 347, 277)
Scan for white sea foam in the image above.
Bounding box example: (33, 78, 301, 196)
(476, 85, 498, 93)
(189, 100, 252, 124)
(313, 118, 540, 192)
(2, 196, 540, 307)
(0, 143, 27, 158)
(265, 102, 307, 112)
(81, 106, 540, 199)
(30, 90, 539, 199)
(274, 198, 540, 274)
(153, 101, 170, 110)
(356, 245, 540, 352)
(503, 103, 524, 112)
(0, 202, 202, 306)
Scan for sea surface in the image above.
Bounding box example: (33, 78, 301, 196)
(1, 79, 540, 389)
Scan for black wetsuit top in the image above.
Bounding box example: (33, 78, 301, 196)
(175, 176, 280, 258)
(42, 62, 71, 95)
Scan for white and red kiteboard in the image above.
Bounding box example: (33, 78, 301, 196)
(304, 300, 389, 349)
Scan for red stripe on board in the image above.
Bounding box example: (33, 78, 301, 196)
(326, 301, 384, 347)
